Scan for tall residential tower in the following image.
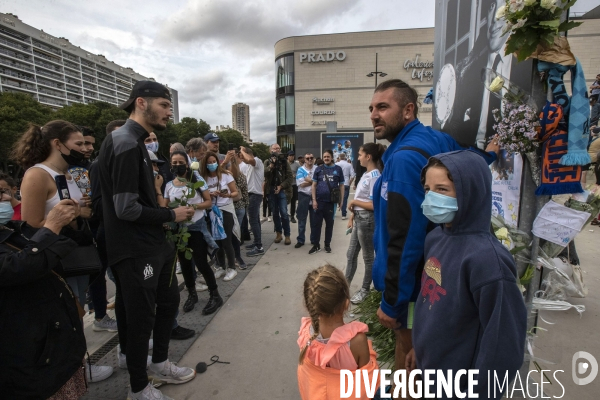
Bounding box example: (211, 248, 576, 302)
(0, 13, 179, 122)
(232, 102, 250, 142)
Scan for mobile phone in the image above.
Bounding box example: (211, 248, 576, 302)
(228, 143, 236, 151)
(346, 227, 353, 235)
(55, 175, 71, 200)
(219, 189, 228, 194)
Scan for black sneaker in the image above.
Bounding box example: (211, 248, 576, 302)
(325, 246, 332, 253)
(246, 246, 265, 257)
(294, 242, 304, 248)
(245, 243, 256, 250)
(170, 325, 195, 340)
(309, 245, 321, 255)
(236, 256, 248, 270)
(291, 217, 297, 223)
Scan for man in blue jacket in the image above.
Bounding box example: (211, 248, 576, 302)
(370, 79, 500, 375)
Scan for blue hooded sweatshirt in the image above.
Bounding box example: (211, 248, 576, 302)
(372, 118, 497, 325)
(412, 150, 526, 399)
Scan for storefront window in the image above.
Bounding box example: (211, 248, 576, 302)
(276, 54, 294, 89)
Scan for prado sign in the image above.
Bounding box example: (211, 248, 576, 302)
(300, 51, 346, 63)
(404, 54, 434, 81)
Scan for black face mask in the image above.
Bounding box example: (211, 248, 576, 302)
(171, 164, 188, 177)
(60, 143, 86, 167)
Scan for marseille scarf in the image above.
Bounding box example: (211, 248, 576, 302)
(535, 102, 583, 196)
(537, 59, 591, 166)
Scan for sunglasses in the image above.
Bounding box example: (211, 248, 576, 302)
(305, 157, 314, 160)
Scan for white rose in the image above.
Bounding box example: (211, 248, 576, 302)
(524, 0, 536, 6)
(489, 76, 505, 93)
(190, 161, 200, 170)
(495, 4, 507, 19)
(540, 0, 556, 9)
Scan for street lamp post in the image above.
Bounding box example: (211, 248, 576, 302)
(366, 52, 387, 88)
(367, 53, 387, 145)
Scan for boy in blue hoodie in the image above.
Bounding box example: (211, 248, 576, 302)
(408, 150, 527, 399)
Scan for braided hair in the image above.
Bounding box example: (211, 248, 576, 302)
(299, 264, 350, 364)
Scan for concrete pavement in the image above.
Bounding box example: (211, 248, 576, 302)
(162, 210, 366, 399)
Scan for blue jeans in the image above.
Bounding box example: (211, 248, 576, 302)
(296, 192, 315, 244)
(269, 191, 290, 237)
(345, 210, 375, 290)
(312, 201, 335, 246)
(248, 193, 263, 248)
(342, 185, 350, 216)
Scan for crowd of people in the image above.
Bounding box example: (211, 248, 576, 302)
(0, 77, 545, 400)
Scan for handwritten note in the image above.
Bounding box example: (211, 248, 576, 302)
(532, 201, 591, 246)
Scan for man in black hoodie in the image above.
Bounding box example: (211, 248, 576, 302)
(408, 150, 526, 399)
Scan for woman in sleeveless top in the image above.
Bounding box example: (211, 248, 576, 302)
(11, 121, 93, 307)
(10, 120, 91, 398)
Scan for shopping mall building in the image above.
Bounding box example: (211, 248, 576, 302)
(274, 7, 600, 158)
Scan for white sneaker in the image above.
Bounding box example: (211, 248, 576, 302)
(85, 363, 113, 383)
(197, 275, 206, 284)
(260, 217, 267, 222)
(267, 217, 272, 222)
(341, 216, 347, 220)
(195, 283, 208, 292)
(176, 264, 182, 274)
(117, 346, 152, 369)
(127, 383, 173, 400)
(148, 360, 196, 385)
(214, 267, 225, 279)
(223, 268, 238, 282)
(93, 315, 118, 332)
(351, 288, 370, 304)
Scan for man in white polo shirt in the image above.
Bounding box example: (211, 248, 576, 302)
(335, 153, 355, 220)
(238, 146, 265, 257)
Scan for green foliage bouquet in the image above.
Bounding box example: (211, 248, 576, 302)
(165, 171, 205, 284)
(496, 0, 582, 61)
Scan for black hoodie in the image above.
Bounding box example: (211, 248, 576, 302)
(412, 150, 527, 399)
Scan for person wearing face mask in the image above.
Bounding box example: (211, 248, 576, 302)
(10, 120, 113, 383)
(158, 151, 223, 314)
(144, 131, 172, 193)
(0, 173, 21, 220)
(404, 151, 526, 399)
(0, 199, 89, 399)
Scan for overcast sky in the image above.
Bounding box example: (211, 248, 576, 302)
(0, 0, 597, 144)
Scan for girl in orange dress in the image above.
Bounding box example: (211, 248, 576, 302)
(297, 264, 379, 399)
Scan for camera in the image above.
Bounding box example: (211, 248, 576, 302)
(269, 151, 287, 167)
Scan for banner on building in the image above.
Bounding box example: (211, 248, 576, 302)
(431, 0, 534, 222)
(321, 133, 364, 173)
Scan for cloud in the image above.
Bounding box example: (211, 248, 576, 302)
(180, 71, 228, 105)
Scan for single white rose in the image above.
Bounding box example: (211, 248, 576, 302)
(495, 4, 507, 19)
(489, 76, 505, 93)
(190, 161, 200, 170)
(540, 0, 556, 9)
(524, 0, 536, 6)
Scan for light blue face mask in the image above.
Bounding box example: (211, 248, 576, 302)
(421, 191, 458, 224)
(146, 141, 159, 153)
(207, 162, 218, 172)
(0, 202, 14, 225)
(190, 157, 197, 162)
(153, 170, 159, 178)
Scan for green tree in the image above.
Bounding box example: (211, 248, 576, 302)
(157, 121, 180, 156)
(175, 117, 211, 145)
(0, 92, 53, 174)
(251, 142, 271, 162)
(216, 128, 249, 154)
(54, 101, 127, 148)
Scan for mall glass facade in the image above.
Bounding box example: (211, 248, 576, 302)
(276, 53, 295, 151)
